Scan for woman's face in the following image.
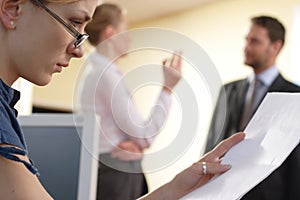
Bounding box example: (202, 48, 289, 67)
(8, 0, 97, 86)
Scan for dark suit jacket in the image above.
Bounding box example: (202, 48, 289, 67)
(205, 73, 300, 199)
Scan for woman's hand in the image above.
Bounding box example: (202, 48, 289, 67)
(111, 140, 143, 161)
(170, 132, 246, 198)
(139, 132, 245, 200)
(162, 51, 182, 93)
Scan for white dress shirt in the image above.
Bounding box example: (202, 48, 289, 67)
(76, 51, 171, 155)
(247, 65, 279, 106)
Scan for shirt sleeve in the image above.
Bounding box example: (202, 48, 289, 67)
(0, 146, 39, 175)
(0, 98, 39, 175)
(111, 81, 172, 148)
(81, 59, 173, 150)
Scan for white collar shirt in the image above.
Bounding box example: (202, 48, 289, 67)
(76, 51, 171, 154)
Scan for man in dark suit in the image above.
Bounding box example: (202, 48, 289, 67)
(205, 16, 300, 199)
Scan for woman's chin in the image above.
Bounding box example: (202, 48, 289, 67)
(32, 77, 52, 86)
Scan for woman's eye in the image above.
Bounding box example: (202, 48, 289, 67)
(71, 20, 83, 27)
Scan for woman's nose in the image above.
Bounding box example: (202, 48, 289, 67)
(67, 43, 85, 58)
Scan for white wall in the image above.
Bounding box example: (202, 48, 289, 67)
(291, 6, 300, 84)
(12, 78, 33, 115)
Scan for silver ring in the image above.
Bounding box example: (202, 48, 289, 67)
(202, 161, 207, 175)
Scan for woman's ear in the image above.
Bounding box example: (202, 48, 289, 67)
(0, 0, 24, 29)
(104, 25, 116, 39)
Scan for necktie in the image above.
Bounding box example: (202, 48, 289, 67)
(239, 78, 263, 130)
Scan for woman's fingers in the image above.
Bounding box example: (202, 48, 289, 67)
(204, 132, 245, 162)
(196, 161, 232, 175)
(170, 51, 182, 72)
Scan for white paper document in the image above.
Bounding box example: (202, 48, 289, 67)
(181, 93, 300, 200)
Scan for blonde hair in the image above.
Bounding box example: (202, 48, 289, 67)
(85, 3, 123, 46)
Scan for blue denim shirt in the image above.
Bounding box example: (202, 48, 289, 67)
(0, 79, 38, 175)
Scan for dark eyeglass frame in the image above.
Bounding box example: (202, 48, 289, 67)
(33, 0, 89, 48)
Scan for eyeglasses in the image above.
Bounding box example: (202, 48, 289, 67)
(33, 0, 89, 48)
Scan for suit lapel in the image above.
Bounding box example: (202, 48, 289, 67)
(236, 79, 248, 114)
(253, 74, 282, 113)
(268, 74, 284, 92)
(233, 79, 248, 129)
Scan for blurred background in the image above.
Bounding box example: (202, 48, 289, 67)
(15, 0, 300, 192)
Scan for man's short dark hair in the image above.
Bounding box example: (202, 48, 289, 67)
(251, 16, 285, 46)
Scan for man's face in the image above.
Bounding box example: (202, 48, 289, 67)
(244, 24, 274, 71)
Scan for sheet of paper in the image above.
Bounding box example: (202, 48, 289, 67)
(181, 93, 300, 200)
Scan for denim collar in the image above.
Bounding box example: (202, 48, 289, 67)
(0, 79, 20, 108)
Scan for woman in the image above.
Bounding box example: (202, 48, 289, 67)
(0, 0, 97, 199)
(75, 4, 183, 199)
(0, 0, 245, 199)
